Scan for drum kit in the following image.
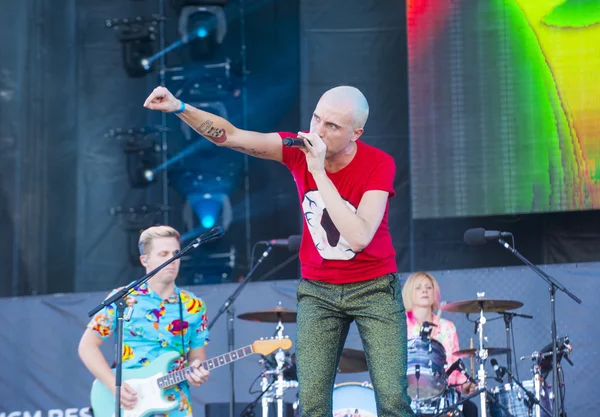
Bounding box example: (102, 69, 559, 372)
(236, 295, 573, 417)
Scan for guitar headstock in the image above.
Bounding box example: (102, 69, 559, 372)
(252, 337, 293, 356)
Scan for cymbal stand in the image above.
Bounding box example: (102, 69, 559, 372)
(261, 314, 298, 417)
(499, 311, 533, 383)
(476, 300, 489, 417)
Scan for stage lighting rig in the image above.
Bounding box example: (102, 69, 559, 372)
(105, 14, 165, 77)
(106, 127, 165, 188)
(173, 0, 229, 62)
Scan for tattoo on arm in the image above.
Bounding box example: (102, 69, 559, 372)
(196, 120, 228, 143)
(230, 146, 269, 158)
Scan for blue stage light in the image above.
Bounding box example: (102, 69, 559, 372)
(196, 27, 209, 38)
(201, 214, 216, 228)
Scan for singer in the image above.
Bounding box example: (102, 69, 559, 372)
(77, 226, 210, 416)
(143, 85, 414, 416)
(402, 272, 478, 417)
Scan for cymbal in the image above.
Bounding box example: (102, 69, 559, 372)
(237, 306, 297, 323)
(453, 347, 511, 358)
(338, 348, 368, 373)
(440, 299, 523, 313)
(290, 347, 368, 373)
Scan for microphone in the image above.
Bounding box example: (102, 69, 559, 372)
(458, 359, 478, 384)
(464, 228, 512, 246)
(192, 226, 224, 247)
(445, 359, 462, 377)
(490, 358, 505, 382)
(262, 235, 302, 252)
(282, 137, 305, 148)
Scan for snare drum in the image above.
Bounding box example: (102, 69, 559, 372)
(332, 382, 377, 417)
(407, 337, 447, 400)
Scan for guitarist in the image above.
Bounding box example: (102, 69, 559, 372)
(78, 225, 210, 416)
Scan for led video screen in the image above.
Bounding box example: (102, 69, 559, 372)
(408, 0, 600, 218)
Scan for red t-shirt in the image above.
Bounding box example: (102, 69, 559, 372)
(279, 132, 397, 284)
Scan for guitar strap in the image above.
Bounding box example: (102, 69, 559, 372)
(178, 291, 187, 364)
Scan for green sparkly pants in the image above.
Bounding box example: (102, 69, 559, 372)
(295, 273, 414, 417)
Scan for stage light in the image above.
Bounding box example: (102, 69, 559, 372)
(144, 169, 155, 182)
(107, 128, 161, 188)
(178, 5, 227, 61)
(189, 192, 232, 231)
(201, 213, 216, 228)
(121, 38, 154, 77)
(171, 170, 234, 232)
(106, 15, 163, 78)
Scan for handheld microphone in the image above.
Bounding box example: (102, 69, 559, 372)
(490, 358, 505, 382)
(464, 228, 512, 246)
(282, 137, 305, 147)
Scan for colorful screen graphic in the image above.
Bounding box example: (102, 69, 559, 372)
(408, 0, 600, 218)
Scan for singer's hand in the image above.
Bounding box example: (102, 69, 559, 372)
(297, 132, 326, 175)
(143, 86, 181, 113)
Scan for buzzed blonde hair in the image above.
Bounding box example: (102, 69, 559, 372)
(322, 85, 369, 129)
(401, 271, 442, 312)
(138, 225, 180, 255)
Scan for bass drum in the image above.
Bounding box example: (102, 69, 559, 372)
(489, 379, 553, 417)
(332, 382, 378, 417)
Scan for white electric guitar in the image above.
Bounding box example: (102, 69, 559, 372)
(90, 338, 293, 417)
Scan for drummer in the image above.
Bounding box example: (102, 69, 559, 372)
(402, 271, 478, 417)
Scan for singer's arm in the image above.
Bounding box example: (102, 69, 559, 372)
(178, 105, 283, 161)
(312, 171, 388, 252)
(143, 86, 283, 161)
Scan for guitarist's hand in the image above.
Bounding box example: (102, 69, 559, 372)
(186, 360, 210, 387)
(120, 382, 138, 409)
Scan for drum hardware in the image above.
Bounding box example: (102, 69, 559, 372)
(238, 303, 298, 417)
(420, 321, 437, 341)
(522, 336, 573, 377)
(487, 373, 553, 417)
(497, 311, 534, 383)
(432, 386, 486, 417)
(441, 294, 527, 417)
(454, 347, 511, 359)
(494, 363, 552, 416)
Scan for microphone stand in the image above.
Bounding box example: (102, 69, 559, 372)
(497, 238, 581, 417)
(497, 311, 533, 383)
(240, 378, 276, 417)
(208, 245, 273, 417)
(87, 226, 225, 417)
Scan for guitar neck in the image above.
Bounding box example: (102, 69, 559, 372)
(157, 344, 255, 389)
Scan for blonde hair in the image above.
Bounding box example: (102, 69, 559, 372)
(138, 225, 180, 256)
(401, 271, 442, 312)
(322, 86, 370, 129)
